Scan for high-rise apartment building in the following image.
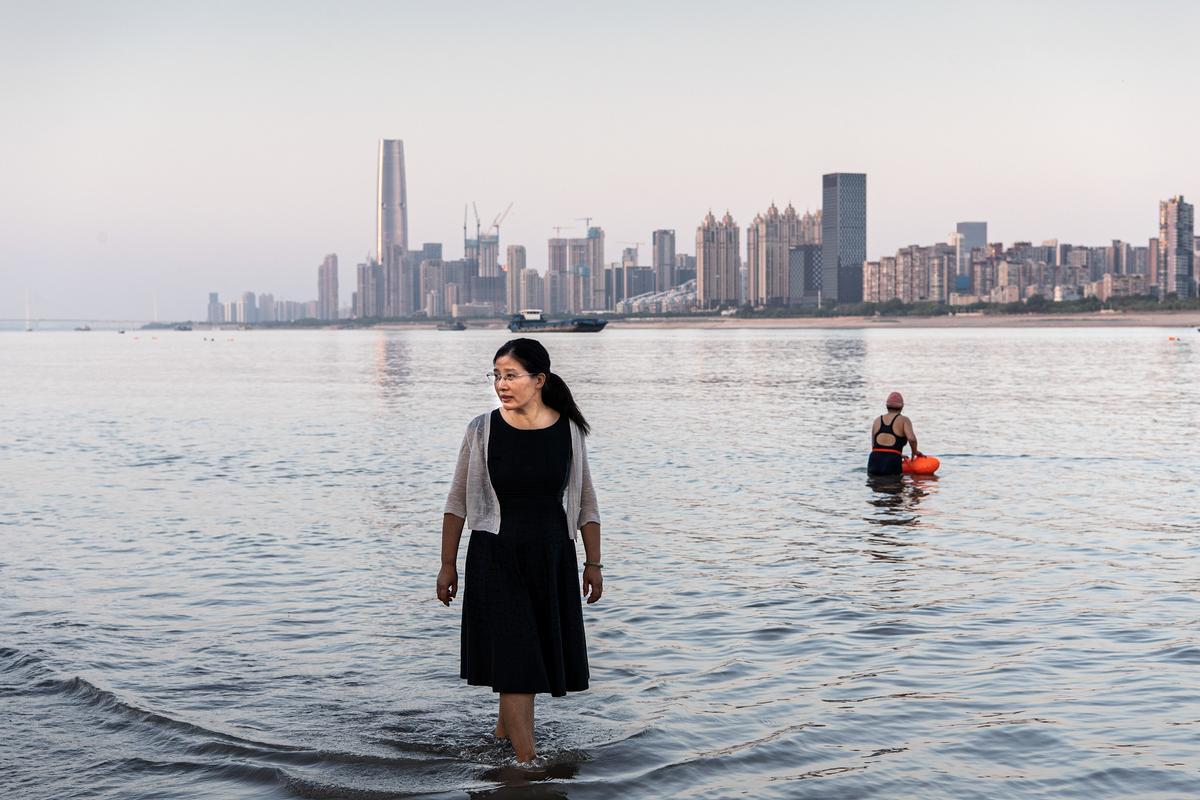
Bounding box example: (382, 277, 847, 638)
(864, 242, 957, 304)
(419, 260, 446, 317)
(747, 202, 813, 306)
(506, 245, 526, 314)
(1146, 237, 1160, 290)
(546, 228, 604, 313)
(240, 291, 258, 324)
(257, 293, 276, 322)
(652, 229, 676, 292)
(521, 269, 544, 313)
(400, 243, 443, 317)
(821, 173, 867, 304)
(207, 292, 222, 324)
(585, 228, 605, 310)
(1158, 195, 1195, 299)
(376, 140, 408, 267)
(696, 210, 740, 309)
(1106, 240, 1134, 276)
(355, 260, 385, 318)
(800, 208, 822, 245)
(318, 254, 339, 320)
(478, 233, 500, 278)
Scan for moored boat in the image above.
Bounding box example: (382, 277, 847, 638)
(507, 309, 607, 333)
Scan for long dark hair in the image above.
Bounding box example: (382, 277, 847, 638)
(494, 338, 590, 436)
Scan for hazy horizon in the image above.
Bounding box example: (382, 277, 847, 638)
(3, 0, 1198, 319)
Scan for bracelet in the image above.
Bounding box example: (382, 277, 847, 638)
(583, 561, 603, 569)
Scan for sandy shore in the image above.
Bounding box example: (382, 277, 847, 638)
(609, 311, 1200, 330)
(371, 310, 1200, 332)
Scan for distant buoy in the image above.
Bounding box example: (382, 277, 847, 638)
(903, 455, 941, 475)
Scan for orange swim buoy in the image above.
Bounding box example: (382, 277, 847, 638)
(903, 455, 941, 475)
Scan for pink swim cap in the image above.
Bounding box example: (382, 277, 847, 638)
(886, 391, 904, 408)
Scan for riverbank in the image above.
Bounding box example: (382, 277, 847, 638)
(610, 310, 1200, 330)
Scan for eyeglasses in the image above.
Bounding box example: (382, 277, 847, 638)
(485, 371, 539, 384)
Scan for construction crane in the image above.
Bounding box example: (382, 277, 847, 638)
(472, 202, 482, 243)
(463, 204, 469, 256)
(490, 201, 515, 236)
(575, 216, 594, 231)
(551, 225, 574, 238)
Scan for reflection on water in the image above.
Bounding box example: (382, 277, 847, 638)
(866, 474, 938, 523)
(2, 327, 1199, 799)
(376, 335, 413, 394)
(472, 760, 579, 799)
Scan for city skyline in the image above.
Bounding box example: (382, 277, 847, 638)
(4, 1, 1200, 318)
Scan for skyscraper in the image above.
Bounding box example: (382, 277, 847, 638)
(652, 229, 676, 291)
(521, 269, 544, 314)
(821, 173, 867, 304)
(1158, 195, 1194, 299)
(788, 245, 822, 306)
(355, 259, 385, 318)
(800, 209, 822, 245)
(318, 254, 339, 320)
(207, 292, 222, 324)
(955, 222, 987, 277)
(585, 227, 606, 311)
(240, 291, 258, 324)
(257, 293, 276, 322)
(376, 140, 408, 267)
(546, 228, 604, 313)
(696, 210, 740, 309)
(478, 233, 500, 278)
(506, 245, 526, 314)
(747, 202, 808, 306)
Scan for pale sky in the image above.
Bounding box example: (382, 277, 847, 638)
(2, 0, 1197, 319)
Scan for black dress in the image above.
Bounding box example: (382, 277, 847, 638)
(460, 409, 589, 697)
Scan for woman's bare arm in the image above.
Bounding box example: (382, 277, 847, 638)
(580, 521, 603, 604)
(904, 417, 920, 457)
(437, 513, 465, 606)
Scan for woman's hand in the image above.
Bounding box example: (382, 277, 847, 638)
(582, 565, 603, 605)
(437, 564, 458, 606)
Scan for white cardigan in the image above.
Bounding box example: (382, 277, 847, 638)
(443, 411, 601, 541)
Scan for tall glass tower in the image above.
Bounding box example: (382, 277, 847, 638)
(376, 140, 408, 266)
(821, 173, 867, 304)
(955, 221, 987, 277)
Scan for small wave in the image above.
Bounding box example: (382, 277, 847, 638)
(0, 645, 307, 753)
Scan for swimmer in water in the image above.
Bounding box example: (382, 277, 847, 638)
(868, 391, 921, 477)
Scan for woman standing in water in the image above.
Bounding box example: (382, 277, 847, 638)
(438, 338, 603, 763)
(868, 391, 921, 476)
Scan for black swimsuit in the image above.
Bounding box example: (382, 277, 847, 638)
(867, 414, 907, 476)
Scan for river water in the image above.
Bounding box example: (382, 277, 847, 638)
(2, 326, 1198, 799)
